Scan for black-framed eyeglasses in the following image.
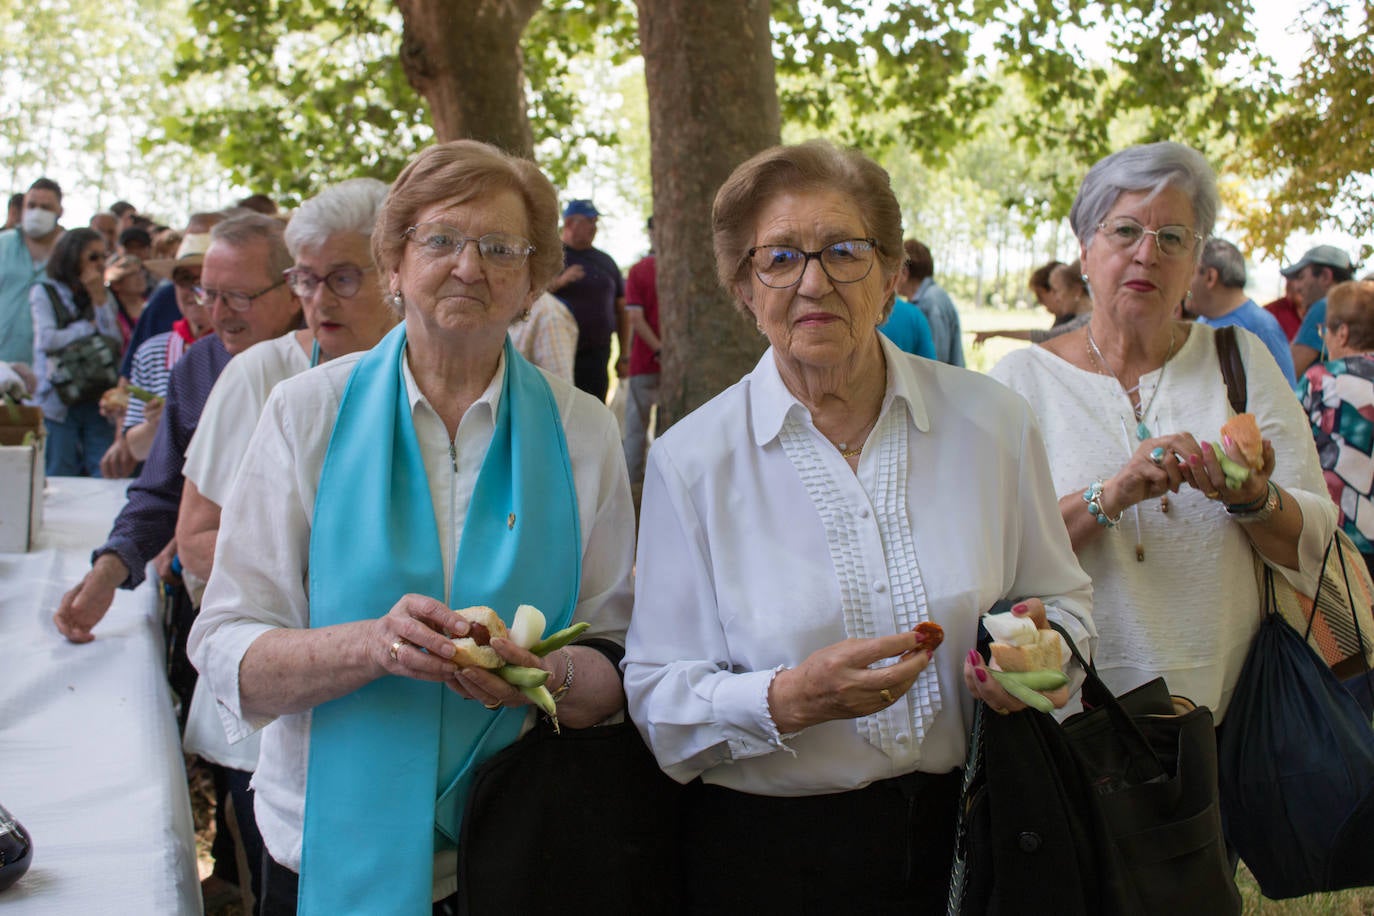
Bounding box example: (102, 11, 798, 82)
(192, 279, 287, 311)
(1095, 217, 1202, 258)
(283, 265, 375, 299)
(746, 238, 878, 288)
(402, 223, 534, 270)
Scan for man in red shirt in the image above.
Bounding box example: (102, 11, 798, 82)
(623, 218, 661, 508)
(1263, 275, 1303, 341)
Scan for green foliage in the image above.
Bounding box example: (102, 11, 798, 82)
(157, 0, 430, 206)
(1237, 0, 1374, 260)
(773, 0, 1276, 226)
(524, 0, 638, 183)
(161, 0, 638, 202)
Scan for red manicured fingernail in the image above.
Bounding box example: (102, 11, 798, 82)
(1189, 454, 1201, 466)
(975, 668, 988, 683)
(967, 649, 980, 666)
(1223, 434, 1233, 450)
(1011, 602, 1028, 615)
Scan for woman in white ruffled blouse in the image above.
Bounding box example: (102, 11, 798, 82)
(989, 142, 1335, 720)
(622, 139, 1094, 914)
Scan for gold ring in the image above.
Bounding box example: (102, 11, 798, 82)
(1205, 489, 1220, 499)
(880, 688, 895, 704)
(483, 701, 501, 710)
(389, 638, 405, 660)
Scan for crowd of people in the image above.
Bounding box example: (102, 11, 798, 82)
(0, 135, 1368, 915)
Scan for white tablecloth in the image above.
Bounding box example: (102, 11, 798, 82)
(0, 477, 201, 913)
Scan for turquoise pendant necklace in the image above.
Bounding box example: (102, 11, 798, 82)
(1086, 326, 1177, 440)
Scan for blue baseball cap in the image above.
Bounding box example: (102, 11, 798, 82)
(563, 199, 599, 219)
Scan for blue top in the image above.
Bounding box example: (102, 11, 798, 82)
(878, 295, 936, 358)
(94, 334, 232, 588)
(0, 228, 47, 364)
(119, 281, 180, 377)
(1197, 299, 1297, 386)
(913, 278, 964, 367)
(1295, 298, 1328, 354)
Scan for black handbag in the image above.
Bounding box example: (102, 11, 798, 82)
(1217, 568, 1374, 899)
(949, 619, 1241, 915)
(41, 283, 120, 406)
(456, 717, 684, 915)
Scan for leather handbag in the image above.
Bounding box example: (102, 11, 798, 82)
(1218, 568, 1374, 898)
(41, 283, 120, 407)
(456, 717, 685, 915)
(949, 617, 1240, 915)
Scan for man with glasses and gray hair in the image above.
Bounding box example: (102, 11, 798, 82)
(1188, 237, 1296, 385)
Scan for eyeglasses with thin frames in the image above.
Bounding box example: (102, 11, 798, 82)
(1096, 217, 1201, 258)
(746, 237, 879, 289)
(192, 279, 287, 311)
(403, 223, 535, 270)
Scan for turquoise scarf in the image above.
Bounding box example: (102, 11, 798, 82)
(299, 324, 581, 914)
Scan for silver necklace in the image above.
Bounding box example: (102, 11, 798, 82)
(1086, 326, 1177, 441)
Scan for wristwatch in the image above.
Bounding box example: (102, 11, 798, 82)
(1227, 481, 1279, 524)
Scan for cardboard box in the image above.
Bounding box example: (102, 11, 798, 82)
(0, 405, 45, 552)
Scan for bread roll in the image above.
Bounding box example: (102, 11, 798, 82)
(449, 606, 508, 669)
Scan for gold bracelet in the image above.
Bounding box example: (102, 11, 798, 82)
(550, 649, 575, 701)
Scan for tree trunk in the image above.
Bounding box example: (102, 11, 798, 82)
(396, 0, 540, 156)
(636, 0, 779, 428)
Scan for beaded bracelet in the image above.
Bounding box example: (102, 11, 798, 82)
(1082, 480, 1123, 528)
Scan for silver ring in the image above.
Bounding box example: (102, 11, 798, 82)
(1149, 446, 1166, 467)
(389, 638, 405, 661)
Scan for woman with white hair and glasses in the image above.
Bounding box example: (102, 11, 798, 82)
(989, 142, 1335, 720)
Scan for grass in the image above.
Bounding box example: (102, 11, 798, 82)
(959, 302, 1052, 374)
(1237, 862, 1374, 914)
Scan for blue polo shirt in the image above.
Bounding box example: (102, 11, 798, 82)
(1197, 298, 1297, 386)
(1295, 298, 1327, 354)
(0, 228, 47, 364)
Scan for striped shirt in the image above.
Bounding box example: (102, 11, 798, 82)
(95, 334, 233, 589)
(124, 329, 191, 429)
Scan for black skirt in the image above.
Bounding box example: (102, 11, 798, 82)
(680, 768, 961, 915)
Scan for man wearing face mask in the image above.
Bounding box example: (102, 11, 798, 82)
(0, 177, 65, 365)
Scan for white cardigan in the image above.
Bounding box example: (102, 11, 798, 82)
(990, 324, 1335, 719)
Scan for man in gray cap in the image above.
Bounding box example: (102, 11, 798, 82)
(1288, 244, 1356, 377)
(550, 199, 626, 401)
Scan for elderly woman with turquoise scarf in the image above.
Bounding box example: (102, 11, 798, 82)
(188, 141, 634, 915)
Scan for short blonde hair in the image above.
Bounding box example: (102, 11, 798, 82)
(373, 140, 562, 296)
(1327, 280, 1374, 352)
(712, 139, 903, 315)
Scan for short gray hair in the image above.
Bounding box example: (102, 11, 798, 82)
(210, 213, 294, 280)
(1069, 142, 1218, 254)
(284, 178, 390, 257)
(1199, 238, 1247, 289)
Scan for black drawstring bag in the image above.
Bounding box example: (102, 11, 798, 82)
(1218, 570, 1374, 899)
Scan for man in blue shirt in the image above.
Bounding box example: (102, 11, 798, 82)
(0, 177, 66, 364)
(897, 239, 964, 366)
(1288, 244, 1356, 377)
(1189, 238, 1296, 386)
